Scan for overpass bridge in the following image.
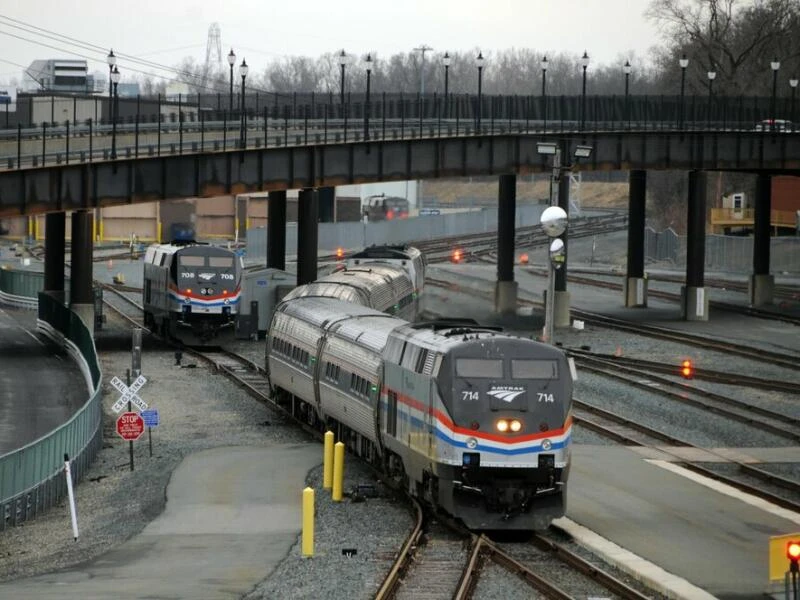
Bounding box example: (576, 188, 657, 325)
(0, 92, 797, 330)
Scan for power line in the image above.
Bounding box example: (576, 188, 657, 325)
(413, 44, 433, 96)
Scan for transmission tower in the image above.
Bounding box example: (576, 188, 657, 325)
(201, 23, 222, 92)
(413, 44, 433, 96)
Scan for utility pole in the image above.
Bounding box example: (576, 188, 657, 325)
(413, 44, 433, 96)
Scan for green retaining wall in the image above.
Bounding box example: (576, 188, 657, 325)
(0, 272, 102, 531)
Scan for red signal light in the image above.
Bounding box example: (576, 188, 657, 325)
(336, 247, 344, 260)
(451, 249, 463, 263)
(519, 253, 529, 264)
(788, 540, 800, 562)
(681, 359, 694, 379)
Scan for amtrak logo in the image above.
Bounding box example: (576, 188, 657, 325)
(198, 273, 215, 281)
(487, 386, 525, 403)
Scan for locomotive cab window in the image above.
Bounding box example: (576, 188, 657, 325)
(209, 257, 234, 268)
(511, 359, 559, 379)
(179, 256, 205, 267)
(455, 358, 503, 378)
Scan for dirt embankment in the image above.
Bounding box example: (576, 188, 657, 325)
(420, 178, 629, 208)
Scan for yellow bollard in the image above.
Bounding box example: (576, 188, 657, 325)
(302, 487, 314, 557)
(332, 442, 345, 502)
(323, 431, 334, 490)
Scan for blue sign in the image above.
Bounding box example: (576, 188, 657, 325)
(141, 409, 159, 428)
(419, 208, 440, 216)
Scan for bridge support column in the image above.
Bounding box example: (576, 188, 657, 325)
(494, 174, 518, 314)
(297, 188, 318, 286)
(318, 187, 335, 223)
(624, 170, 648, 307)
(44, 212, 66, 303)
(69, 210, 95, 331)
(267, 190, 287, 270)
(554, 165, 571, 327)
(749, 173, 774, 307)
(681, 171, 709, 321)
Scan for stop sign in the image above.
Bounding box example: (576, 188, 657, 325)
(116, 412, 145, 441)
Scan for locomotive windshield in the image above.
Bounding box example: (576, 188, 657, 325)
(511, 359, 559, 379)
(455, 358, 502, 378)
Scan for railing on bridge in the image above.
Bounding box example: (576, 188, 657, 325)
(0, 275, 103, 531)
(1, 92, 797, 171)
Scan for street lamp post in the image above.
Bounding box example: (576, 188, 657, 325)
(364, 54, 372, 141)
(110, 66, 120, 159)
(106, 49, 116, 102)
(338, 50, 347, 106)
(239, 59, 248, 149)
(679, 54, 689, 130)
(770, 59, 780, 132)
(623, 60, 632, 129)
(706, 69, 716, 128)
(442, 52, 450, 118)
(541, 55, 548, 132)
(790, 78, 798, 132)
(580, 51, 590, 131)
(227, 48, 236, 114)
(476, 52, 484, 133)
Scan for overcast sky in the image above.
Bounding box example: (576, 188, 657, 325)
(0, 1, 663, 85)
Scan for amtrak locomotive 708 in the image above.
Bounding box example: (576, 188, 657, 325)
(266, 296, 573, 531)
(143, 242, 243, 346)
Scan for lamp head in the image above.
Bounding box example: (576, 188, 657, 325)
(239, 58, 248, 78)
(790, 78, 799, 88)
(707, 70, 716, 81)
(227, 48, 236, 66)
(771, 59, 780, 71)
(442, 52, 451, 67)
(476, 52, 485, 69)
(581, 51, 590, 69)
(679, 54, 689, 69)
(574, 145, 593, 159)
(110, 66, 120, 84)
(107, 49, 116, 67)
(365, 53, 373, 72)
(536, 142, 557, 155)
(338, 50, 347, 67)
(541, 55, 548, 71)
(623, 60, 631, 75)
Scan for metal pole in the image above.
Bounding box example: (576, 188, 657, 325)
(17, 123, 22, 168)
(340, 63, 345, 106)
(544, 146, 561, 344)
(135, 95, 140, 158)
(229, 63, 234, 113)
(366, 68, 371, 141)
(581, 66, 587, 131)
(444, 65, 449, 118)
(625, 73, 630, 130)
(679, 68, 686, 130)
(241, 75, 246, 149)
(771, 68, 778, 132)
(477, 66, 483, 133)
(542, 67, 547, 132)
(157, 93, 161, 156)
(126, 369, 134, 472)
(111, 82, 118, 159)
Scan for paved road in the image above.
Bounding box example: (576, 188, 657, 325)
(0, 305, 87, 454)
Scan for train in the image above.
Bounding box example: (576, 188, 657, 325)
(282, 244, 427, 322)
(363, 194, 410, 221)
(266, 296, 573, 531)
(142, 241, 243, 346)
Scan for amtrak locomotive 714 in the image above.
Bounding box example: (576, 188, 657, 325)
(143, 242, 243, 346)
(266, 296, 573, 531)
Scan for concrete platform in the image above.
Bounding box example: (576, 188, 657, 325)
(568, 445, 800, 599)
(0, 444, 320, 599)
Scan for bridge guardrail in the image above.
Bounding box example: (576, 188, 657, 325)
(0, 276, 103, 532)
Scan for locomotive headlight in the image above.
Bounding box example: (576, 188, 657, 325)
(510, 419, 522, 432)
(466, 437, 478, 449)
(541, 439, 552, 451)
(496, 419, 509, 433)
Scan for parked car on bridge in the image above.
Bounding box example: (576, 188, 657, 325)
(754, 119, 793, 132)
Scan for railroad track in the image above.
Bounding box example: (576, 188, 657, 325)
(426, 277, 800, 372)
(573, 398, 800, 512)
(527, 268, 800, 327)
(571, 352, 800, 442)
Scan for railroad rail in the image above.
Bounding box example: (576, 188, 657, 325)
(574, 398, 800, 512)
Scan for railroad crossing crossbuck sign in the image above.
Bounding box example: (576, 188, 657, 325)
(110, 375, 148, 413)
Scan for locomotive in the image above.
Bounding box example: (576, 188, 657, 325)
(266, 296, 573, 531)
(143, 241, 243, 346)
